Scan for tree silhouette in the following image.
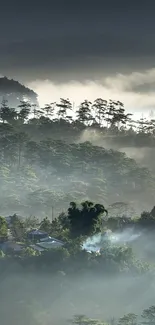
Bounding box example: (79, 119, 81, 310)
(0, 216, 8, 241)
(56, 98, 72, 120)
(92, 98, 107, 126)
(17, 101, 31, 123)
(141, 306, 155, 325)
(0, 99, 17, 124)
(67, 200, 108, 237)
(76, 100, 93, 125)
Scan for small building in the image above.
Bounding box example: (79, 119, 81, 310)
(29, 244, 45, 252)
(27, 229, 48, 241)
(36, 240, 64, 250)
(39, 236, 64, 245)
(0, 241, 24, 253)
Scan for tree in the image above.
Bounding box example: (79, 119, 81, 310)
(43, 102, 56, 119)
(0, 99, 17, 124)
(39, 217, 51, 233)
(24, 140, 39, 165)
(21, 247, 40, 257)
(67, 201, 108, 237)
(76, 100, 93, 125)
(118, 314, 137, 325)
(105, 99, 116, 127)
(141, 306, 155, 325)
(105, 100, 131, 129)
(24, 216, 39, 229)
(71, 315, 107, 325)
(14, 131, 28, 168)
(137, 116, 149, 133)
(10, 214, 26, 242)
(0, 216, 8, 241)
(17, 100, 31, 123)
(92, 98, 107, 126)
(56, 98, 72, 120)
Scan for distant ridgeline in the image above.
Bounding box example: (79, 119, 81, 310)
(0, 76, 38, 107)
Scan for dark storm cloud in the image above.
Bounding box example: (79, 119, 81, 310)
(0, 1, 155, 81)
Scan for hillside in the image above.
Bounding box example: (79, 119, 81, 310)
(0, 76, 38, 107)
(0, 97, 154, 217)
(0, 96, 155, 324)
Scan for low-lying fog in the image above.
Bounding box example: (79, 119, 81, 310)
(78, 128, 155, 171)
(0, 267, 154, 325)
(1, 227, 155, 325)
(1, 129, 155, 324)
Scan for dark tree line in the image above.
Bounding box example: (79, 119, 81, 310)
(0, 97, 154, 133)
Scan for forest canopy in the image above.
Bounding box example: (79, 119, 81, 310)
(0, 85, 155, 325)
(0, 96, 154, 217)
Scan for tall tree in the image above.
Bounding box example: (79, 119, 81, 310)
(10, 214, 26, 242)
(118, 314, 137, 325)
(67, 200, 108, 237)
(141, 306, 155, 325)
(18, 100, 31, 123)
(43, 102, 56, 119)
(0, 216, 8, 242)
(137, 116, 149, 133)
(105, 100, 131, 128)
(0, 99, 17, 124)
(76, 100, 93, 125)
(92, 98, 107, 126)
(56, 98, 72, 120)
(14, 132, 28, 168)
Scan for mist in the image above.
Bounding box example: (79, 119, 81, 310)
(1, 75, 155, 325)
(2, 1, 155, 324)
(28, 67, 155, 117)
(1, 238, 155, 325)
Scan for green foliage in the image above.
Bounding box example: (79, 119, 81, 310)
(10, 214, 26, 242)
(21, 246, 40, 257)
(67, 201, 108, 237)
(1, 84, 155, 325)
(141, 306, 155, 325)
(0, 216, 8, 240)
(118, 314, 137, 325)
(71, 314, 107, 325)
(39, 217, 51, 233)
(0, 97, 154, 217)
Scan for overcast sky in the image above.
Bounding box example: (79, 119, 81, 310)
(1, 1, 155, 115)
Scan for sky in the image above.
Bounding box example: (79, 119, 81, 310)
(1, 1, 155, 116)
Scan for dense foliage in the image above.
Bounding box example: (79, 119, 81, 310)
(0, 76, 38, 106)
(1, 201, 155, 274)
(0, 98, 155, 217)
(0, 202, 155, 325)
(70, 309, 155, 325)
(0, 89, 155, 325)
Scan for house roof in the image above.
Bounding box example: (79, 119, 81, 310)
(29, 244, 45, 252)
(36, 240, 64, 250)
(0, 241, 24, 251)
(27, 229, 48, 236)
(40, 236, 64, 244)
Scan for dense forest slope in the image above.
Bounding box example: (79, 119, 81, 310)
(0, 96, 154, 217)
(1, 91, 155, 325)
(1, 139, 154, 217)
(0, 76, 38, 106)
